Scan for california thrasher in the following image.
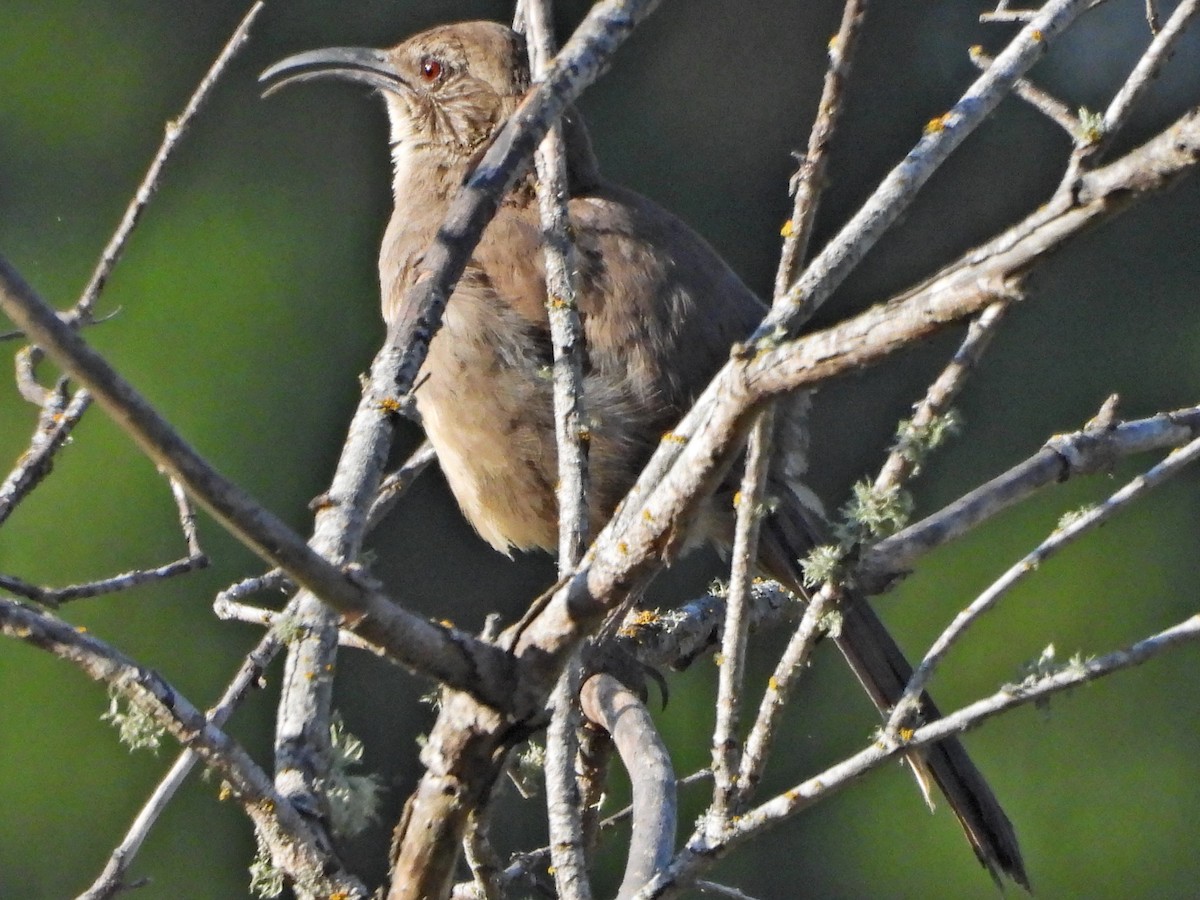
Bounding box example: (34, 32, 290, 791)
(264, 20, 1027, 888)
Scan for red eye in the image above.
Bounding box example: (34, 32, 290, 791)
(419, 58, 443, 82)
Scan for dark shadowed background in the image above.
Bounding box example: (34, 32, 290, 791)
(3, 1, 1200, 897)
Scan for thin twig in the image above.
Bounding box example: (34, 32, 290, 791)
(889, 426, 1200, 731)
(452, 771, 710, 898)
(709, 407, 775, 822)
(71, 2, 266, 323)
(874, 301, 1008, 493)
(773, 0, 870, 296)
(365, 439, 437, 528)
(80, 629, 283, 899)
(1, 427, 207, 610)
(167, 476, 202, 558)
(463, 807, 504, 900)
(979, 8, 1039, 23)
(735, 584, 837, 799)
(0, 598, 367, 898)
(14, 344, 56, 404)
(0, 553, 207, 607)
(695, 882, 762, 900)
(214, 569, 292, 607)
(213, 599, 379, 651)
(776, 0, 1091, 332)
(860, 403, 1200, 590)
(1095, 0, 1200, 155)
(968, 46, 1081, 137)
(0, 384, 92, 526)
(546, 658, 593, 900)
(637, 612, 1200, 898)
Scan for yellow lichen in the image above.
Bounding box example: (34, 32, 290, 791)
(923, 113, 951, 135)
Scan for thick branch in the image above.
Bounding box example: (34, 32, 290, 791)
(581, 674, 677, 900)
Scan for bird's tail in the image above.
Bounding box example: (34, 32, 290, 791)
(758, 478, 1029, 890)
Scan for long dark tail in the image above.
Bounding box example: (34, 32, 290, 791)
(758, 480, 1029, 889)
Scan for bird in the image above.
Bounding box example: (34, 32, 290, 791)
(262, 20, 1027, 888)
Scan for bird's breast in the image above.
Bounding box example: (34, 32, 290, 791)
(415, 288, 561, 553)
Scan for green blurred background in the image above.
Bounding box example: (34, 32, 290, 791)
(2, 1, 1199, 897)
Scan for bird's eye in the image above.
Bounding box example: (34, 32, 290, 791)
(419, 57, 443, 83)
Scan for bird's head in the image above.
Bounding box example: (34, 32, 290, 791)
(262, 21, 530, 164)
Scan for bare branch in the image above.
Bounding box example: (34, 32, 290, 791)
(214, 569, 292, 607)
(968, 45, 1081, 137)
(695, 881, 762, 900)
(523, 0, 592, 568)
(366, 439, 437, 529)
(736, 584, 837, 801)
(775, 0, 1091, 331)
(462, 807, 504, 900)
(456, 770, 712, 899)
(760, 615, 1200, 836)
(71, 2, 266, 324)
(4, 3, 265, 515)
(979, 8, 1040, 23)
(1, 471, 207, 607)
(213, 599, 380, 652)
(890, 426, 1200, 731)
(0, 555, 207, 607)
(774, 0, 869, 295)
(546, 659, 593, 900)
(751, 106, 1200, 402)
(636, 612, 1200, 898)
(860, 403, 1200, 589)
(0, 254, 519, 704)
(81, 630, 282, 898)
(619, 585, 799, 672)
(874, 301, 1007, 493)
(0, 382, 91, 526)
(709, 407, 775, 821)
(1095, 0, 1199, 154)
(0, 598, 366, 898)
(580, 674, 677, 900)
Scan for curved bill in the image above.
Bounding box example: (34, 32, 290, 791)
(259, 47, 406, 97)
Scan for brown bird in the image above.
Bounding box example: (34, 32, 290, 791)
(264, 20, 1027, 888)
